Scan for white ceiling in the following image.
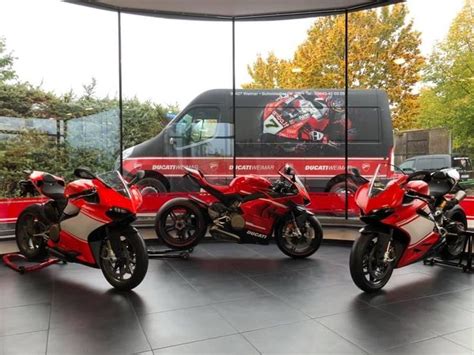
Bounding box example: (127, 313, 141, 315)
(70, 0, 403, 19)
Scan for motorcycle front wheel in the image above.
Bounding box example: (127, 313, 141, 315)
(155, 199, 207, 250)
(350, 233, 395, 293)
(275, 215, 323, 258)
(99, 228, 148, 291)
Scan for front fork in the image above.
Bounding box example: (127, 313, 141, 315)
(107, 227, 125, 258)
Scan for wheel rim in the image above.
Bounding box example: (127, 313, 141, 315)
(101, 236, 137, 282)
(281, 220, 315, 255)
(361, 236, 392, 286)
(18, 214, 45, 252)
(161, 206, 199, 246)
(446, 222, 466, 256)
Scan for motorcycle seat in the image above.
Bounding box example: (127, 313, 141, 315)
(39, 173, 65, 200)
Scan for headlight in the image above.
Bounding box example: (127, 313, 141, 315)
(360, 208, 394, 223)
(106, 207, 133, 219)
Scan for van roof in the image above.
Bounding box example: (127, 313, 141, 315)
(187, 88, 388, 107)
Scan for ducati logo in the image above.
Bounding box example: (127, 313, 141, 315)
(247, 230, 267, 239)
(362, 163, 370, 172)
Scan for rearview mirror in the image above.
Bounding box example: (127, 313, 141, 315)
(350, 168, 361, 177)
(128, 170, 145, 186)
(74, 167, 96, 180)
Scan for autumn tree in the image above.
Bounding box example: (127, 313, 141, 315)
(418, 0, 474, 156)
(243, 4, 424, 130)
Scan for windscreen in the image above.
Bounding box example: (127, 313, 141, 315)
(98, 171, 130, 198)
(367, 163, 403, 198)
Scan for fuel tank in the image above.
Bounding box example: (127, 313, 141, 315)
(65, 179, 95, 198)
(228, 175, 272, 194)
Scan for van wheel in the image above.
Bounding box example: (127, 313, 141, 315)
(328, 181, 358, 195)
(136, 177, 167, 196)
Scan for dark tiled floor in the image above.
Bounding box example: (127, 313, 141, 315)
(0, 239, 472, 355)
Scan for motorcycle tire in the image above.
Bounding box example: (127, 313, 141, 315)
(99, 228, 148, 291)
(15, 204, 48, 261)
(350, 233, 395, 293)
(439, 220, 467, 260)
(155, 199, 207, 250)
(275, 215, 323, 259)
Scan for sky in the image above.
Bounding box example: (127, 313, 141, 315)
(0, 0, 466, 108)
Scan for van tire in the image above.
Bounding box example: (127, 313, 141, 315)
(136, 177, 167, 196)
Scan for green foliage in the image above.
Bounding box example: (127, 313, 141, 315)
(0, 130, 112, 197)
(243, 4, 424, 130)
(0, 37, 16, 83)
(0, 75, 171, 196)
(417, 0, 474, 157)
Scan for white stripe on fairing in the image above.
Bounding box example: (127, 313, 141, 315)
(401, 213, 436, 246)
(60, 211, 105, 241)
(246, 222, 267, 231)
(468, 220, 474, 229)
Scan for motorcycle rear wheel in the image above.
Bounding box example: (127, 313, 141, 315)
(350, 233, 395, 293)
(15, 204, 48, 261)
(275, 215, 323, 258)
(155, 199, 207, 250)
(99, 228, 148, 291)
(439, 220, 467, 260)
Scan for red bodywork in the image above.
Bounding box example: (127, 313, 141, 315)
(184, 167, 310, 238)
(25, 171, 142, 266)
(355, 173, 440, 268)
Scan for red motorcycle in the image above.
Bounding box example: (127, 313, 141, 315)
(15, 168, 149, 290)
(350, 163, 467, 292)
(155, 165, 323, 258)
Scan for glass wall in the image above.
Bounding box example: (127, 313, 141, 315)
(235, 16, 347, 217)
(119, 14, 232, 216)
(1, 0, 472, 229)
(0, 1, 119, 230)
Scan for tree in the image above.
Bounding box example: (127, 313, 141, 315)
(418, 0, 474, 156)
(243, 4, 424, 130)
(0, 37, 16, 83)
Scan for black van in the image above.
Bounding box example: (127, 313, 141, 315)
(122, 89, 393, 193)
(400, 154, 474, 181)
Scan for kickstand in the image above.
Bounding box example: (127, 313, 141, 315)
(423, 230, 473, 272)
(147, 247, 193, 260)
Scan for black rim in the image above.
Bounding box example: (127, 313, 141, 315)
(447, 222, 466, 256)
(281, 220, 316, 255)
(161, 206, 199, 246)
(361, 236, 392, 286)
(101, 237, 137, 282)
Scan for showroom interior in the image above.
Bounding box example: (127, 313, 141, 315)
(0, 0, 473, 354)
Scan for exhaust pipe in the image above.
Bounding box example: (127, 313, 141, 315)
(209, 226, 241, 242)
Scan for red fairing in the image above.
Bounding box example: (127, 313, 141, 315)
(65, 179, 95, 198)
(24, 170, 142, 266)
(354, 166, 461, 269)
